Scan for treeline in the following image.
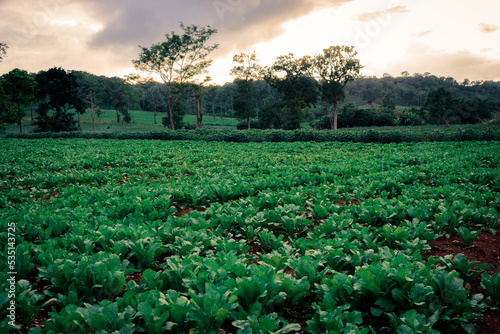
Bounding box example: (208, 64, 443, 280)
(1, 66, 499, 133)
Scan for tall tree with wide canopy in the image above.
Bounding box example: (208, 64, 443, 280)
(35, 67, 85, 132)
(0, 68, 36, 133)
(314, 46, 362, 130)
(264, 54, 320, 130)
(230, 51, 262, 129)
(132, 23, 218, 130)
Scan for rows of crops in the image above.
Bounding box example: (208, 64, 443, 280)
(1, 138, 499, 333)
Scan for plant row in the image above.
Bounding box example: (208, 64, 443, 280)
(6, 125, 500, 143)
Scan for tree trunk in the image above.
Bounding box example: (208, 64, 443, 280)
(30, 102, 34, 124)
(212, 101, 215, 120)
(116, 110, 120, 123)
(77, 111, 81, 129)
(334, 109, 338, 131)
(154, 109, 157, 125)
(19, 119, 22, 134)
(333, 96, 338, 131)
(167, 95, 175, 130)
(91, 97, 96, 131)
(195, 95, 203, 129)
(247, 116, 250, 129)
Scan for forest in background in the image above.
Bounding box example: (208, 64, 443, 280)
(69, 70, 500, 129)
(1, 68, 500, 133)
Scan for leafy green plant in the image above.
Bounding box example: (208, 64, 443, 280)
(435, 253, 490, 284)
(15, 241, 35, 280)
(307, 304, 368, 334)
(77, 300, 136, 334)
(429, 270, 483, 332)
(456, 226, 481, 247)
(128, 237, 167, 270)
(310, 202, 330, 221)
(289, 255, 326, 288)
(187, 282, 238, 333)
(481, 272, 500, 306)
(137, 295, 174, 334)
(233, 313, 301, 334)
(38, 253, 128, 303)
(387, 309, 440, 334)
(16, 280, 56, 327)
(41, 304, 87, 333)
(258, 229, 285, 251)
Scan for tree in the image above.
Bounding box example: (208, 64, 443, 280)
(314, 46, 363, 130)
(423, 88, 453, 125)
(264, 54, 321, 130)
(0, 43, 7, 62)
(35, 67, 85, 132)
(140, 79, 166, 124)
(162, 99, 187, 130)
(105, 77, 131, 124)
(186, 81, 208, 129)
(453, 97, 492, 124)
(133, 23, 218, 130)
(73, 70, 104, 131)
(382, 92, 396, 111)
(230, 52, 262, 129)
(0, 68, 36, 133)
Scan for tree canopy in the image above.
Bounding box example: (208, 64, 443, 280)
(314, 45, 363, 130)
(35, 67, 85, 132)
(132, 23, 218, 130)
(0, 68, 36, 133)
(423, 88, 454, 125)
(231, 52, 262, 129)
(264, 54, 321, 130)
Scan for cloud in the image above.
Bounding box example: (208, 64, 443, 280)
(75, 0, 353, 55)
(414, 30, 432, 37)
(353, 5, 409, 22)
(0, 0, 352, 77)
(380, 44, 500, 81)
(478, 23, 499, 33)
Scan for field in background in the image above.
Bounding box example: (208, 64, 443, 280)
(3, 109, 240, 134)
(4, 108, 499, 136)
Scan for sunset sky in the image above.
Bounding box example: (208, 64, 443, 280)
(1, 0, 499, 85)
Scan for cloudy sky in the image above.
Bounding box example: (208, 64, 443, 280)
(1, 0, 499, 84)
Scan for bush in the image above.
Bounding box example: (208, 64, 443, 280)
(310, 105, 396, 129)
(236, 120, 263, 130)
(7, 126, 500, 143)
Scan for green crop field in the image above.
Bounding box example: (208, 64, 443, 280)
(1, 139, 499, 333)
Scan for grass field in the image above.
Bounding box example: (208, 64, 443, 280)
(4, 108, 498, 137)
(4, 109, 240, 134)
(1, 138, 499, 333)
